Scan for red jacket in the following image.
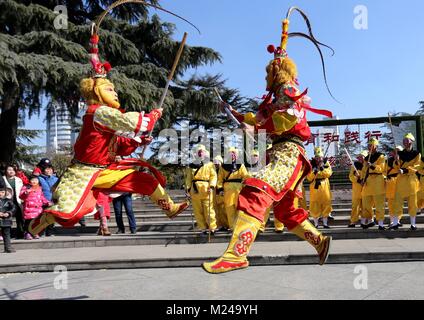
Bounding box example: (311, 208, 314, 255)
(73, 105, 161, 166)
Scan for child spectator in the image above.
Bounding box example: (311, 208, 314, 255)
(20, 176, 52, 240)
(0, 179, 17, 253)
(38, 164, 59, 236)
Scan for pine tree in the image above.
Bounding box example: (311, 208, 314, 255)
(0, 0, 245, 162)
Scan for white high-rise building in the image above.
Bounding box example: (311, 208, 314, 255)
(46, 103, 77, 153)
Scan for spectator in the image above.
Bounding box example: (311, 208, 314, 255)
(95, 191, 112, 236)
(32, 158, 52, 176)
(38, 164, 59, 236)
(113, 192, 137, 234)
(3, 165, 24, 239)
(19, 176, 52, 240)
(0, 179, 17, 253)
(12, 163, 29, 185)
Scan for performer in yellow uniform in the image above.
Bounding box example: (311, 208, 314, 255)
(416, 155, 424, 215)
(217, 148, 249, 229)
(348, 150, 368, 228)
(247, 150, 285, 233)
(185, 145, 218, 233)
(307, 147, 333, 228)
(391, 133, 421, 230)
(213, 155, 229, 231)
(360, 138, 386, 230)
(297, 183, 308, 211)
(386, 146, 403, 225)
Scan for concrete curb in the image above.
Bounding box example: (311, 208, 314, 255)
(1, 251, 424, 274)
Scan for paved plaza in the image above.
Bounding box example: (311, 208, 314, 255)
(1, 261, 423, 300)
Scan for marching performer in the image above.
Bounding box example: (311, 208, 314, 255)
(307, 147, 333, 228)
(203, 7, 334, 273)
(360, 138, 386, 230)
(29, 32, 189, 235)
(184, 145, 218, 233)
(386, 146, 403, 225)
(391, 133, 421, 230)
(247, 150, 285, 233)
(348, 150, 368, 228)
(416, 155, 424, 215)
(216, 147, 249, 230)
(213, 156, 229, 231)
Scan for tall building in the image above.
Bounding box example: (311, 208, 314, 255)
(46, 103, 78, 153)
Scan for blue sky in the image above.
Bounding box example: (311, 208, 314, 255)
(27, 0, 424, 146)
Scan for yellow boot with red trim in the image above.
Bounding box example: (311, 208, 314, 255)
(29, 212, 56, 236)
(202, 211, 261, 273)
(150, 185, 189, 219)
(290, 219, 332, 265)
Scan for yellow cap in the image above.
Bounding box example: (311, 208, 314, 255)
(228, 147, 239, 154)
(213, 155, 223, 164)
(368, 138, 379, 146)
(404, 133, 415, 141)
(195, 144, 207, 152)
(251, 149, 259, 156)
(314, 147, 323, 157)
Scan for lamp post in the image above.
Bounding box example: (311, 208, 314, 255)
(53, 104, 58, 153)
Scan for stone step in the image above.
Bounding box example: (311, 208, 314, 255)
(7, 223, 424, 250)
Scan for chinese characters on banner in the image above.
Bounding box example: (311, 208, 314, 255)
(305, 130, 382, 146)
(305, 130, 383, 170)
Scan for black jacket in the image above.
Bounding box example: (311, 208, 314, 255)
(0, 196, 16, 227)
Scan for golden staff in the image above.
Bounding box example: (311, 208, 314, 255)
(139, 32, 188, 159)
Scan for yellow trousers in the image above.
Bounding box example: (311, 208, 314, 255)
(214, 195, 228, 228)
(261, 208, 285, 232)
(387, 198, 396, 218)
(351, 198, 362, 223)
(309, 200, 332, 218)
(225, 205, 239, 230)
(362, 194, 385, 221)
(393, 193, 417, 218)
(417, 188, 424, 209)
(191, 196, 217, 230)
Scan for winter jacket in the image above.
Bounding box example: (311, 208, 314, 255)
(0, 187, 16, 227)
(19, 186, 50, 220)
(38, 174, 59, 201)
(3, 176, 24, 207)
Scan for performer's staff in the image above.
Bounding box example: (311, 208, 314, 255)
(140, 32, 188, 159)
(387, 112, 399, 162)
(343, 147, 360, 177)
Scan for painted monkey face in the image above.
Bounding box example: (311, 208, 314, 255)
(96, 82, 120, 109)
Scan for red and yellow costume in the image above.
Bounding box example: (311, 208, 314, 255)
(29, 33, 188, 235)
(203, 8, 334, 273)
